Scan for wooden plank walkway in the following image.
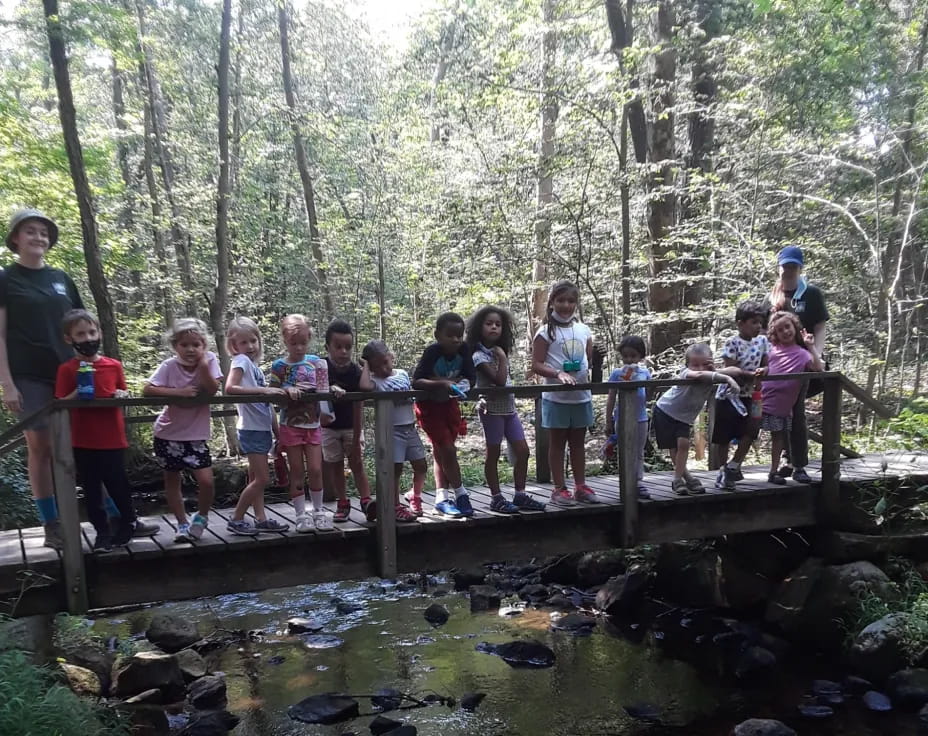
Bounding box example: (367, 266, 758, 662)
(1, 451, 926, 615)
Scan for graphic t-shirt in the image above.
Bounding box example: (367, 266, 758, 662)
(147, 352, 223, 441)
(716, 334, 769, 399)
(608, 364, 650, 424)
(230, 353, 274, 432)
(472, 344, 516, 415)
(0, 263, 83, 383)
(656, 368, 715, 425)
(55, 356, 128, 450)
(371, 369, 416, 426)
(413, 343, 476, 403)
(269, 354, 329, 428)
(534, 321, 593, 404)
(326, 359, 362, 430)
(762, 343, 814, 418)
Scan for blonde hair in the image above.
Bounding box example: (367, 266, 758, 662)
(166, 317, 210, 347)
(768, 311, 804, 347)
(226, 316, 263, 360)
(281, 313, 311, 340)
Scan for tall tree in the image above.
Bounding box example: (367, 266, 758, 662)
(428, 1, 459, 143)
(211, 0, 232, 374)
(43, 0, 121, 360)
(277, 1, 334, 318)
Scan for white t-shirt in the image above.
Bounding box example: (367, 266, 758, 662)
(715, 334, 769, 398)
(231, 353, 274, 431)
(534, 321, 593, 404)
(371, 369, 416, 426)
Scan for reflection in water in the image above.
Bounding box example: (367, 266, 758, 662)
(91, 578, 918, 735)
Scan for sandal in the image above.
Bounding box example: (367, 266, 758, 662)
(334, 501, 351, 523)
(395, 504, 419, 523)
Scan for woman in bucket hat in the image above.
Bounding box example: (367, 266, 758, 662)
(767, 245, 829, 484)
(0, 209, 83, 549)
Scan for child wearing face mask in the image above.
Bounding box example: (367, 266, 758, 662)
(54, 309, 144, 551)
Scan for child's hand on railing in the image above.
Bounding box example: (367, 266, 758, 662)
(177, 385, 199, 398)
(284, 386, 302, 401)
(556, 371, 576, 385)
(754, 367, 768, 378)
(724, 375, 740, 393)
(113, 389, 130, 399)
(330, 385, 346, 399)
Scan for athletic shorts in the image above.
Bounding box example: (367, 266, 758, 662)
(480, 412, 526, 446)
(653, 407, 692, 449)
(153, 438, 212, 472)
(321, 427, 364, 463)
(11, 377, 53, 430)
(761, 414, 792, 433)
(278, 425, 322, 448)
(415, 399, 464, 447)
(393, 424, 426, 464)
(540, 400, 593, 429)
(711, 397, 758, 444)
(238, 429, 273, 456)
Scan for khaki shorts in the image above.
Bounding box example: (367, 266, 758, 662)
(321, 427, 364, 463)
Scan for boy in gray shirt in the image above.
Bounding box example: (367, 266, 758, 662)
(653, 344, 743, 495)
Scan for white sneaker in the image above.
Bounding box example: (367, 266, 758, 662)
(295, 513, 314, 533)
(313, 510, 334, 531)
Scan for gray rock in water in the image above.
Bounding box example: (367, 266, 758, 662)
(623, 703, 660, 722)
(734, 646, 776, 680)
(538, 553, 584, 585)
(301, 634, 344, 649)
(289, 693, 360, 724)
(369, 714, 402, 734)
(887, 668, 928, 709)
(423, 603, 449, 626)
(333, 598, 364, 615)
(544, 593, 575, 610)
(798, 704, 834, 718)
(810, 679, 841, 695)
(59, 663, 101, 698)
(175, 649, 208, 682)
(842, 675, 873, 694)
(113, 651, 185, 700)
(146, 613, 201, 654)
(475, 640, 556, 668)
(732, 719, 796, 736)
(452, 568, 486, 590)
(576, 549, 626, 587)
(550, 613, 596, 635)
(381, 727, 416, 736)
(849, 612, 911, 684)
(594, 568, 649, 616)
(469, 585, 501, 612)
(518, 583, 550, 602)
(179, 709, 240, 736)
(288, 617, 324, 634)
(371, 688, 403, 711)
(862, 690, 892, 712)
(460, 692, 486, 711)
(187, 674, 227, 710)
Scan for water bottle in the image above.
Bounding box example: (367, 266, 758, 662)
(750, 387, 763, 419)
(76, 361, 95, 400)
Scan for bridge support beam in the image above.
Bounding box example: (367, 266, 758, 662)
(534, 397, 550, 483)
(48, 408, 88, 613)
(374, 397, 397, 579)
(618, 387, 640, 546)
(819, 375, 842, 523)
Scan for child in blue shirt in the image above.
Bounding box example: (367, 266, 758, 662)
(604, 336, 652, 499)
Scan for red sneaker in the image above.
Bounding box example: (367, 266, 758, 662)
(395, 504, 419, 523)
(403, 490, 424, 517)
(573, 484, 601, 504)
(334, 501, 351, 523)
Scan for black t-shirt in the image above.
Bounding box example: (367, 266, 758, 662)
(781, 283, 829, 333)
(326, 358, 362, 430)
(0, 263, 83, 383)
(413, 343, 476, 401)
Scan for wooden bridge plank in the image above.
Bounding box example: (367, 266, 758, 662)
(0, 529, 24, 569)
(20, 527, 61, 566)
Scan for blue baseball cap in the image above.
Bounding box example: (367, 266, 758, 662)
(777, 245, 804, 267)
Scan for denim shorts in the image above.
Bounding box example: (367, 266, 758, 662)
(238, 429, 273, 455)
(540, 399, 593, 429)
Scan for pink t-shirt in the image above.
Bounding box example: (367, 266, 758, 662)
(148, 352, 223, 441)
(762, 343, 813, 418)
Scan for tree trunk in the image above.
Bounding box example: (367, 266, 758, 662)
(142, 101, 174, 326)
(43, 0, 121, 361)
(277, 2, 334, 319)
(429, 1, 459, 143)
(231, 0, 245, 192)
(135, 0, 196, 318)
(645, 0, 679, 355)
(532, 0, 558, 340)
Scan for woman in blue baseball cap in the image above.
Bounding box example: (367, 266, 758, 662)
(768, 245, 829, 484)
(0, 209, 83, 550)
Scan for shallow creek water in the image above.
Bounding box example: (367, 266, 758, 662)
(90, 578, 920, 735)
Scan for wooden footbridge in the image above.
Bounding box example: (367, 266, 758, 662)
(0, 372, 908, 615)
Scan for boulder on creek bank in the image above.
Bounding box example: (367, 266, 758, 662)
(452, 568, 486, 591)
(594, 568, 649, 616)
(59, 640, 115, 694)
(146, 613, 201, 653)
(469, 585, 501, 612)
(423, 603, 450, 626)
(59, 662, 101, 697)
(187, 674, 227, 710)
(175, 648, 208, 682)
(887, 668, 928, 709)
(731, 718, 797, 736)
(765, 558, 894, 653)
(113, 651, 185, 700)
(179, 709, 240, 736)
(849, 612, 913, 684)
(288, 693, 360, 724)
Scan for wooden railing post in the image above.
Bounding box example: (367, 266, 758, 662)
(373, 397, 397, 579)
(618, 387, 639, 547)
(534, 396, 550, 483)
(819, 375, 842, 523)
(48, 407, 88, 613)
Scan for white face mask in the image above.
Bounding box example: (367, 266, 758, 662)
(552, 310, 576, 324)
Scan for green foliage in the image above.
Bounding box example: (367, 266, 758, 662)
(0, 449, 37, 531)
(0, 649, 127, 736)
(883, 398, 928, 450)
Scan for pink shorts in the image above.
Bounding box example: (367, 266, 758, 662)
(278, 425, 322, 448)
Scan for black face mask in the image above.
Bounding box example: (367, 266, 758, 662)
(73, 340, 100, 357)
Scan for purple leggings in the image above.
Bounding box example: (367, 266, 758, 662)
(479, 412, 526, 446)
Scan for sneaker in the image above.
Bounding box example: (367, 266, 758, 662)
(776, 465, 794, 479)
(111, 521, 134, 546)
(638, 485, 651, 500)
(489, 494, 520, 514)
(725, 464, 745, 482)
(574, 485, 600, 504)
(767, 473, 787, 486)
(313, 511, 334, 531)
(174, 523, 193, 543)
(722, 466, 740, 491)
(334, 501, 351, 523)
(454, 493, 475, 517)
(93, 534, 113, 552)
(395, 504, 419, 523)
(189, 514, 209, 540)
(685, 476, 705, 495)
(512, 491, 546, 511)
(43, 521, 64, 550)
(361, 497, 377, 522)
(793, 468, 812, 484)
(672, 478, 689, 496)
(550, 488, 576, 507)
(403, 491, 424, 517)
(295, 513, 314, 533)
(434, 499, 463, 517)
(255, 518, 290, 533)
(132, 519, 160, 537)
(227, 519, 259, 536)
